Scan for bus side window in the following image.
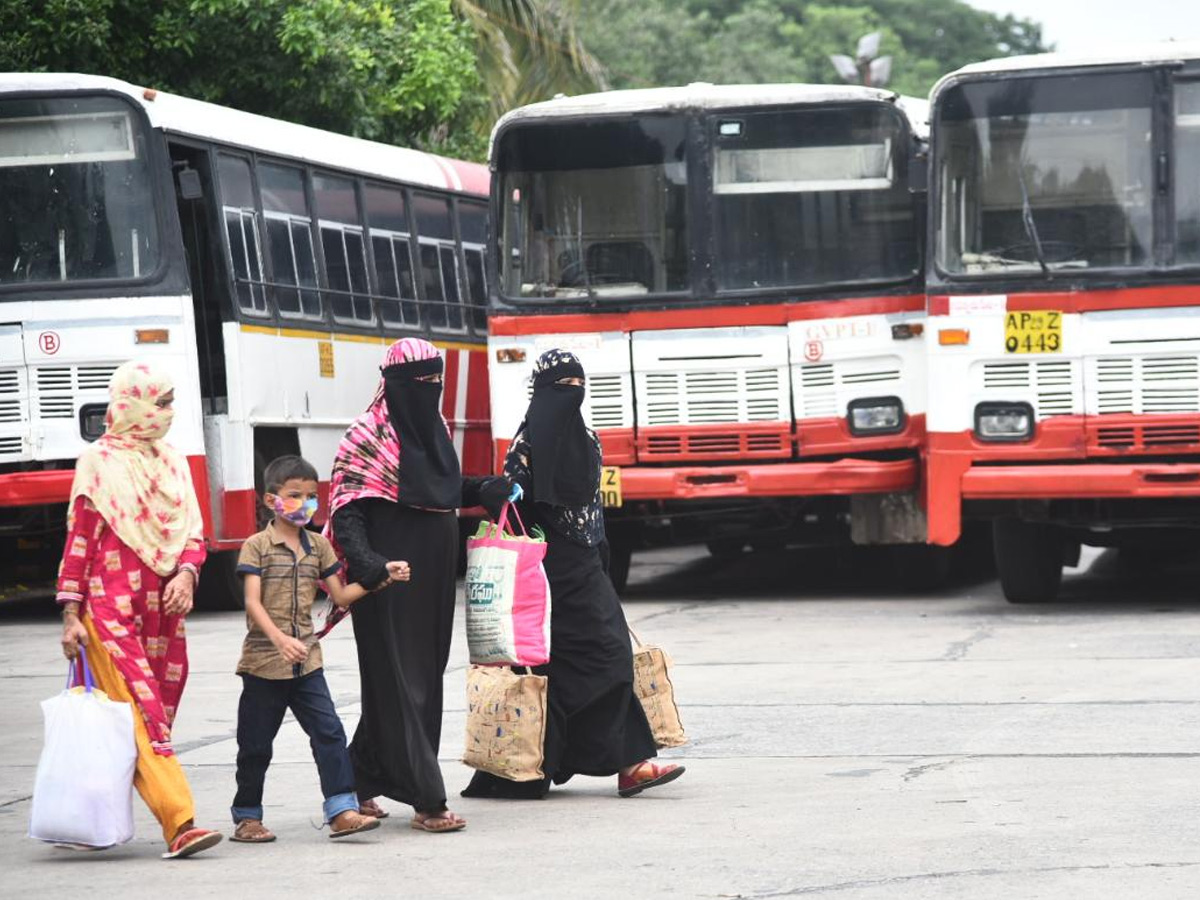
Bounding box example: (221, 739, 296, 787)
(458, 200, 488, 332)
(414, 193, 463, 332)
(365, 184, 419, 329)
(315, 173, 372, 324)
(259, 161, 320, 319)
(217, 154, 267, 315)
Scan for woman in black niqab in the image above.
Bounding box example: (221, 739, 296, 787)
(462, 349, 685, 800)
(327, 338, 511, 831)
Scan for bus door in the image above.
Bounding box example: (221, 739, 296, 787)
(168, 141, 228, 416)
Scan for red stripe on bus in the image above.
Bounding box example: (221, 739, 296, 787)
(489, 295, 925, 336)
(928, 284, 1200, 316)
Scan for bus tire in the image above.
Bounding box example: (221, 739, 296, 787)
(196, 549, 243, 611)
(993, 518, 1063, 604)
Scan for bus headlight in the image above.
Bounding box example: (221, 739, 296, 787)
(847, 397, 905, 436)
(974, 402, 1034, 442)
(79, 403, 108, 442)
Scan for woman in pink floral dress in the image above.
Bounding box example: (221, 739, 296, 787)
(56, 360, 222, 859)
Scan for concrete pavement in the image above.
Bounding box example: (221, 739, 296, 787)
(3, 545, 1200, 898)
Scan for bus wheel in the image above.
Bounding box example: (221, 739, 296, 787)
(993, 518, 1063, 604)
(887, 543, 952, 592)
(706, 539, 745, 560)
(196, 549, 243, 611)
(606, 540, 633, 594)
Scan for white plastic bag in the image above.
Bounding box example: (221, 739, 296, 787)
(29, 648, 137, 848)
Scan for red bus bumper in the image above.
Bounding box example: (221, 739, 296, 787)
(620, 457, 917, 501)
(0, 469, 74, 507)
(926, 419, 1200, 545)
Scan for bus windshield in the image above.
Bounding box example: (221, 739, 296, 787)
(712, 106, 917, 291)
(936, 71, 1154, 276)
(0, 94, 160, 288)
(497, 116, 689, 300)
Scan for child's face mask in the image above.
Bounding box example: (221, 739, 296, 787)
(271, 494, 318, 526)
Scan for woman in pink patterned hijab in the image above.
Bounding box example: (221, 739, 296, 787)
(325, 338, 510, 832)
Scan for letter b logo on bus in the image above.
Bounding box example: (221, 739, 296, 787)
(38, 331, 61, 355)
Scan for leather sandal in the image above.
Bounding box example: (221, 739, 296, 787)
(230, 819, 276, 843)
(618, 761, 686, 797)
(410, 811, 467, 833)
(329, 809, 380, 839)
(359, 798, 390, 819)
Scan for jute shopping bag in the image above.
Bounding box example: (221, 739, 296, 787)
(629, 626, 687, 749)
(462, 664, 548, 781)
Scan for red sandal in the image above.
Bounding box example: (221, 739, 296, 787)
(162, 827, 223, 859)
(618, 761, 686, 797)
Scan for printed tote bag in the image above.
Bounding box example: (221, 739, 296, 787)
(465, 502, 551, 666)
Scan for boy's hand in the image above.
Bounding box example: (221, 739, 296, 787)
(386, 561, 411, 583)
(273, 634, 309, 664)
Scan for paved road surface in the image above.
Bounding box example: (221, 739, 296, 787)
(2, 545, 1200, 898)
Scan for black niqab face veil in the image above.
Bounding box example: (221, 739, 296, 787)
(524, 349, 600, 508)
(383, 355, 461, 509)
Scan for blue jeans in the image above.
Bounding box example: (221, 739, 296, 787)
(231, 669, 358, 825)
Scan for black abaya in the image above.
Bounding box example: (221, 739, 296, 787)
(538, 532, 657, 781)
(463, 521, 657, 798)
(334, 499, 457, 813)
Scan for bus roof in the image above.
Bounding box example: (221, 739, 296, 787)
(933, 41, 1200, 98)
(492, 83, 928, 157)
(0, 72, 489, 197)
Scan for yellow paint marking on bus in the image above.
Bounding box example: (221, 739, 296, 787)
(432, 340, 480, 352)
(239, 323, 480, 354)
(277, 327, 334, 341)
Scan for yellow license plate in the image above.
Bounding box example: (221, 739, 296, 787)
(600, 466, 623, 508)
(1005, 310, 1062, 354)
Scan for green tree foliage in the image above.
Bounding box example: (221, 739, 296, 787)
(581, 0, 1049, 98)
(456, 0, 605, 119)
(0, 0, 481, 151)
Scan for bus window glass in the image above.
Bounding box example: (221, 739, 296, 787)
(372, 234, 418, 328)
(415, 193, 454, 240)
(1175, 81, 1200, 265)
(0, 95, 160, 286)
(420, 243, 447, 328)
(259, 162, 320, 317)
(459, 200, 487, 244)
(497, 116, 689, 299)
(366, 184, 417, 327)
(218, 154, 266, 314)
(712, 106, 916, 291)
(439, 244, 463, 330)
(365, 184, 408, 232)
(464, 246, 487, 331)
(937, 72, 1154, 275)
(315, 173, 372, 323)
(460, 200, 487, 330)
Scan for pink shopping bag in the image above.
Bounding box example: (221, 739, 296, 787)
(465, 502, 551, 666)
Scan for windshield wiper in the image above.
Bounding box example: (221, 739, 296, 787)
(1016, 162, 1050, 278)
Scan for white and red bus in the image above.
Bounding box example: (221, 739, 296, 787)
(485, 84, 933, 588)
(0, 73, 491, 605)
(925, 44, 1200, 601)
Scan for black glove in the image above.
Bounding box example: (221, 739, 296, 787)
(477, 476, 515, 520)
